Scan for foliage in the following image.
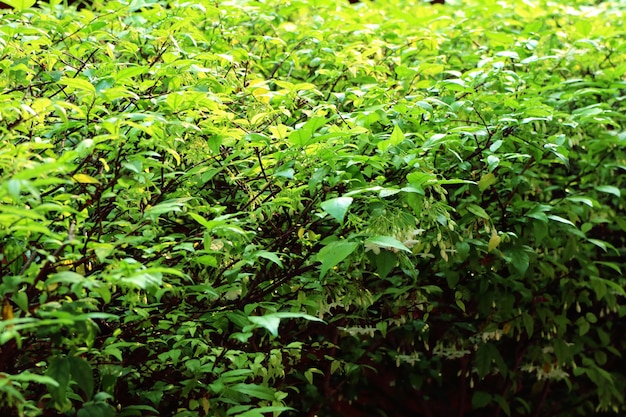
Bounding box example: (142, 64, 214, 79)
(0, 0, 625, 416)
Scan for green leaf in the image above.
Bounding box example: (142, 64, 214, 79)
(58, 77, 96, 95)
(389, 125, 405, 145)
(253, 250, 283, 268)
(365, 236, 411, 253)
(547, 215, 576, 227)
(288, 117, 327, 146)
(377, 125, 405, 151)
(494, 394, 512, 416)
(467, 204, 490, 219)
(317, 240, 359, 279)
(77, 402, 115, 417)
(472, 391, 493, 408)
(407, 171, 437, 187)
(5, 372, 59, 387)
(553, 339, 572, 365)
(594, 185, 621, 197)
(478, 173, 496, 192)
(1, 0, 36, 10)
(507, 248, 530, 276)
(575, 19, 592, 37)
(578, 319, 590, 336)
(522, 313, 535, 338)
(372, 250, 397, 279)
(566, 196, 595, 207)
(229, 384, 276, 401)
(320, 197, 353, 224)
(475, 343, 498, 378)
(188, 212, 213, 229)
(143, 198, 188, 219)
(248, 312, 323, 337)
(526, 204, 551, 222)
(196, 255, 218, 267)
(46, 356, 71, 405)
(114, 66, 149, 82)
(69, 356, 94, 399)
(234, 407, 294, 417)
(248, 315, 280, 336)
(12, 292, 28, 314)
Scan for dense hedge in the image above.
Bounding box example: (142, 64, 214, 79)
(1, 0, 625, 416)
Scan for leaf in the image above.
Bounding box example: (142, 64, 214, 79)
(196, 255, 218, 267)
(317, 240, 359, 279)
(594, 261, 622, 275)
(475, 343, 500, 378)
(494, 394, 511, 416)
(496, 50, 519, 60)
(305, 368, 325, 387)
(248, 312, 323, 337)
(472, 391, 492, 408)
(578, 319, 590, 336)
(478, 173, 496, 192)
(587, 239, 608, 252)
(389, 125, 405, 145)
(71, 173, 101, 184)
(58, 77, 96, 95)
(288, 117, 327, 146)
(372, 250, 397, 279)
(407, 171, 437, 187)
(248, 314, 280, 337)
(114, 66, 149, 82)
(566, 196, 595, 207)
(69, 356, 94, 399)
(522, 313, 534, 338)
(467, 204, 490, 219)
(508, 248, 530, 276)
(575, 19, 592, 37)
(365, 236, 411, 253)
(143, 199, 188, 219)
(46, 270, 85, 286)
(488, 233, 501, 252)
(5, 372, 59, 386)
(1, 0, 36, 10)
(547, 215, 576, 227)
(46, 356, 71, 405)
(14, 292, 29, 314)
(188, 212, 213, 229)
(320, 197, 353, 224)
(77, 402, 115, 417)
(253, 250, 283, 268)
(526, 204, 551, 222)
(594, 185, 621, 197)
(455, 241, 470, 261)
(235, 407, 294, 417)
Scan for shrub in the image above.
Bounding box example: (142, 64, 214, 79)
(0, 0, 624, 416)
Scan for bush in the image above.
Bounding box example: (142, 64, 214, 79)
(1, 0, 625, 416)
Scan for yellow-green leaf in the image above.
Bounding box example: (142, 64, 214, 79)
(478, 173, 496, 192)
(72, 174, 100, 184)
(1, 0, 36, 10)
(488, 233, 501, 252)
(58, 77, 96, 95)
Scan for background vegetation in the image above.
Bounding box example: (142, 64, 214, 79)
(1, 0, 625, 416)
